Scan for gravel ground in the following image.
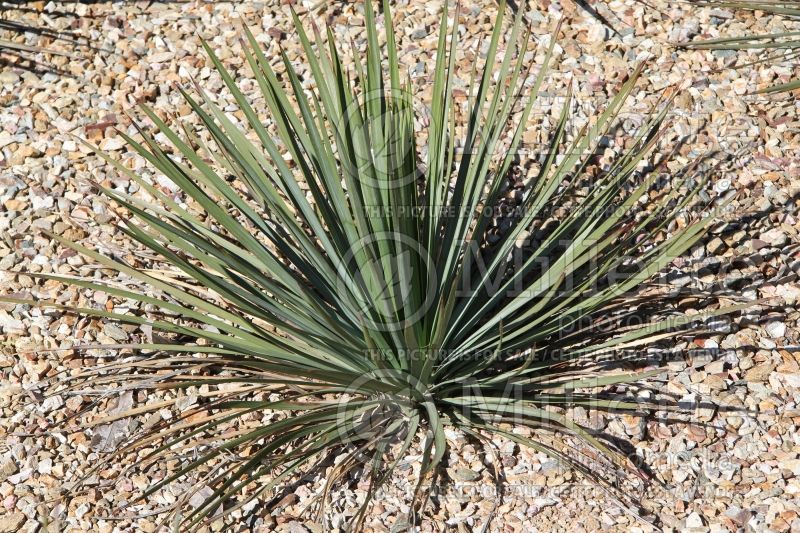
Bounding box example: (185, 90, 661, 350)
(1, 0, 799, 531)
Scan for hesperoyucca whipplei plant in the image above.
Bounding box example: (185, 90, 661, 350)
(8, 0, 747, 529)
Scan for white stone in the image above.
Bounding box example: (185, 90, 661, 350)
(99, 137, 125, 151)
(0, 313, 24, 334)
(37, 458, 52, 475)
(784, 459, 800, 476)
(686, 512, 705, 528)
(41, 395, 64, 413)
(765, 321, 786, 339)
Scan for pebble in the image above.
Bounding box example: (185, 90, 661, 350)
(102, 323, 128, 341)
(760, 229, 789, 248)
(745, 364, 774, 382)
(0, 460, 18, 482)
(766, 321, 787, 339)
(449, 468, 481, 482)
(707, 237, 726, 255)
(687, 512, 706, 528)
(99, 137, 125, 151)
(0, 514, 25, 533)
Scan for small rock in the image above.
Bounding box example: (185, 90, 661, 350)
(687, 424, 707, 443)
(0, 71, 20, 85)
(188, 486, 214, 509)
(41, 395, 64, 413)
(0, 312, 24, 334)
(725, 507, 750, 526)
(732, 78, 748, 95)
(410, 27, 429, 40)
(0, 459, 18, 482)
(686, 512, 705, 528)
(622, 414, 646, 440)
(37, 458, 53, 475)
(784, 459, 800, 476)
(449, 467, 481, 482)
(707, 237, 725, 254)
(0, 513, 25, 533)
(103, 322, 128, 341)
(13, 144, 43, 162)
(765, 321, 786, 339)
(745, 364, 774, 382)
(759, 229, 789, 248)
(99, 136, 125, 151)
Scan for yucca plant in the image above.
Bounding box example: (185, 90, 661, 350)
(7, 0, 746, 529)
(684, 1, 800, 93)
